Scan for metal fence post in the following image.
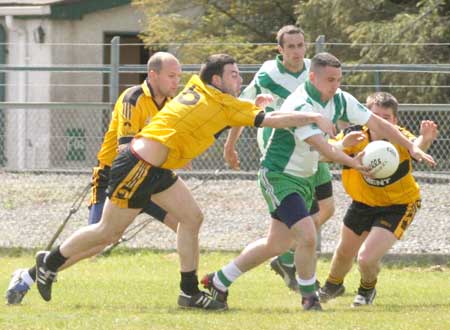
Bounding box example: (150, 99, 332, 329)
(374, 71, 381, 91)
(109, 36, 120, 105)
(315, 35, 325, 54)
(315, 34, 325, 254)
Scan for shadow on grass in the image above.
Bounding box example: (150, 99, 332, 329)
(319, 253, 450, 268)
(1, 247, 449, 268)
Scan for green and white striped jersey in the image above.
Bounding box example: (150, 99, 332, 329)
(240, 55, 311, 152)
(260, 80, 372, 178)
(240, 55, 311, 111)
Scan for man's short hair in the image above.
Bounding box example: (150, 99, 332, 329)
(199, 54, 236, 84)
(147, 52, 177, 73)
(276, 25, 305, 47)
(366, 92, 399, 117)
(311, 52, 341, 72)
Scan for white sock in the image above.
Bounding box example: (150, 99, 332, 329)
(297, 274, 317, 296)
(21, 270, 35, 287)
(297, 274, 317, 286)
(213, 261, 243, 291)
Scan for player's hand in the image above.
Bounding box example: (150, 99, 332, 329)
(420, 120, 438, 142)
(342, 131, 365, 148)
(351, 151, 372, 177)
(408, 144, 436, 167)
(224, 146, 240, 170)
(315, 115, 336, 139)
(255, 94, 274, 108)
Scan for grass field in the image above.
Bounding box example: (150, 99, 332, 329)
(1, 250, 449, 330)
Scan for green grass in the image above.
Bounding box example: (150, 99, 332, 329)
(1, 251, 450, 330)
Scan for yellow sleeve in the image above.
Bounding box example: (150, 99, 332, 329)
(116, 99, 143, 145)
(224, 96, 264, 127)
(398, 126, 416, 141)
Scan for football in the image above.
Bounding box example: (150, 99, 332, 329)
(362, 140, 400, 179)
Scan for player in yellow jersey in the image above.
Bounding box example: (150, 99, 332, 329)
(6, 52, 181, 305)
(33, 53, 348, 310)
(318, 92, 438, 307)
(90, 52, 181, 228)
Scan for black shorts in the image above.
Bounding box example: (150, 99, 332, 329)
(89, 164, 111, 205)
(309, 181, 333, 215)
(271, 193, 310, 229)
(107, 146, 178, 209)
(343, 200, 421, 239)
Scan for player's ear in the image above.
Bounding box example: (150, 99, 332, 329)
(277, 44, 283, 55)
(148, 70, 158, 80)
(211, 74, 222, 88)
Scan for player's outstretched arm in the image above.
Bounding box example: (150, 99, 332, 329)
(224, 94, 274, 170)
(366, 114, 436, 166)
(306, 134, 370, 176)
(224, 127, 244, 170)
(414, 120, 438, 152)
(261, 112, 336, 138)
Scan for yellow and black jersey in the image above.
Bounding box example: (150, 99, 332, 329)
(136, 75, 265, 169)
(97, 80, 169, 166)
(336, 125, 420, 206)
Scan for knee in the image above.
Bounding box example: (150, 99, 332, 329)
(304, 233, 317, 250)
(296, 231, 316, 250)
(357, 253, 377, 271)
(180, 208, 204, 230)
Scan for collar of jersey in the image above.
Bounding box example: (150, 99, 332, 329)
(190, 74, 229, 99)
(305, 80, 328, 107)
(142, 79, 153, 97)
(276, 55, 306, 78)
(143, 78, 170, 109)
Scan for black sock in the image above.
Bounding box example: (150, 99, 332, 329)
(28, 266, 37, 281)
(180, 270, 200, 296)
(45, 246, 68, 272)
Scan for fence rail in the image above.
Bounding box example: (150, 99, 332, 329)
(0, 38, 449, 182)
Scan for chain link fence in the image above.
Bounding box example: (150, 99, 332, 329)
(0, 41, 449, 252)
(1, 41, 449, 178)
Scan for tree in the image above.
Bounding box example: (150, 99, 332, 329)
(134, 0, 449, 103)
(295, 0, 450, 103)
(133, 0, 298, 64)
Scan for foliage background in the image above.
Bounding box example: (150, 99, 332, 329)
(133, 0, 449, 103)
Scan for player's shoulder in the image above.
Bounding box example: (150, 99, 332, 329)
(257, 60, 280, 78)
(122, 84, 145, 106)
(397, 125, 415, 138)
(282, 89, 311, 112)
(259, 59, 277, 72)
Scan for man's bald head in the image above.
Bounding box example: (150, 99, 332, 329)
(147, 52, 180, 73)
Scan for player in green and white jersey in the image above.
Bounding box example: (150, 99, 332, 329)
(204, 52, 435, 311)
(223, 25, 334, 291)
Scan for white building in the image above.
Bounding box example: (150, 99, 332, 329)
(0, 0, 149, 169)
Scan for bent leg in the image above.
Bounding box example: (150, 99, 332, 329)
(316, 196, 335, 228)
(328, 224, 366, 282)
(290, 216, 317, 282)
(357, 227, 396, 284)
(60, 199, 140, 259)
(150, 177, 202, 272)
(234, 220, 294, 272)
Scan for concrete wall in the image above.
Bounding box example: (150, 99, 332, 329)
(2, 16, 52, 169)
(47, 5, 146, 168)
(1, 4, 146, 169)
